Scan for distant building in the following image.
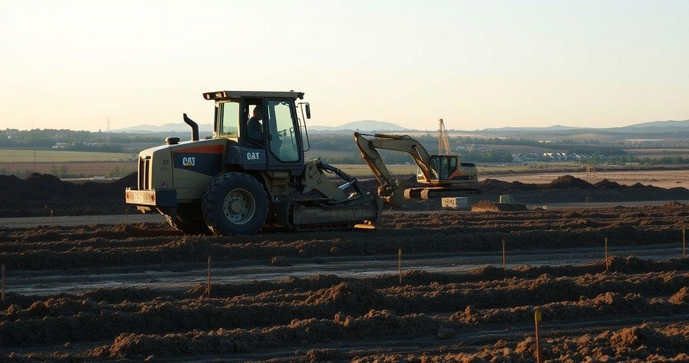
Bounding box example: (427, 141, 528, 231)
(52, 142, 69, 149)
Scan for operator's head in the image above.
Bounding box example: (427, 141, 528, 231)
(252, 105, 262, 118)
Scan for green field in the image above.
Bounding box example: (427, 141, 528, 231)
(0, 149, 136, 163)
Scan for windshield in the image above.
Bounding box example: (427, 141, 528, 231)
(218, 101, 239, 136)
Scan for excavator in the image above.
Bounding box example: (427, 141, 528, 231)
(354, 120, 480, 207)
(125, 90, 381, 235)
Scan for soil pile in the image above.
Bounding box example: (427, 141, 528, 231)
(547, 175, 595, 189)
(479, 179, 540, 192)
(0, 173, 136, 217)
(594, 179, 626, 189)
(669, 287, 689, 305)
(471, 200, 527, 212)
(478, 175, 662, 193)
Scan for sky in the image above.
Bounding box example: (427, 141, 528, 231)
(1, 0, 688, 132)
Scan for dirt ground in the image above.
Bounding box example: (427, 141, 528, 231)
(3, 171, 689, 217)
(1, 203, 688, 361)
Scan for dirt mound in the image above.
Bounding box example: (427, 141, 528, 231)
(305, 282, 387, 310)
(594, 179, 626, 189)
(609, 324, 686, 353)
(479, 179, 539, 192)
(662, 201, 685, 209)
(113, 172, 137, 187)
(0, 172, 138, 217)
(631, 182, 651, 188)
(0, 172, 136, 202)
(479, 179, 512, 191)
(477, 175, 654, 194)
(669, 287, 689, 305)
(471, 200, 527, 212)
(547, 175, 594, 190)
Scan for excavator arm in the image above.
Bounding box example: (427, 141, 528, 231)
(354, 132, 434, 207)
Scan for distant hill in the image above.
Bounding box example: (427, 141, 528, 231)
(116, 120, 407, 133)
(114, 118, 688, 135)
(310, 120, 407, 132)
(481, 120, 689, 134)
(114, 122, 214, 134)
(482, 125, 579, 132)
(607, 120, 689, 133)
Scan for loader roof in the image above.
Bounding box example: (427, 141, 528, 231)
(203, 90, 305, 101)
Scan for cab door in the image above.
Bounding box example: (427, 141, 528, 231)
(264, 98, 304, 173)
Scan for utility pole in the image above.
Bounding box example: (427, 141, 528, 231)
(106, 115, 112, 144)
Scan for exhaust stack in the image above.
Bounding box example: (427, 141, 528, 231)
(183, 113, 199, 141)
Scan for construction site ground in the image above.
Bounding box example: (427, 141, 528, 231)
(1, 202, 689, 361)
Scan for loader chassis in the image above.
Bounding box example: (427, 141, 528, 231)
(126, 90, 381, 235)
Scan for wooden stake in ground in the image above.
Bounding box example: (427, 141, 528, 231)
(534, 309, 542, 363)
(1, 264, 5, 305)
(502, 239, 506, 271)
(125, 208, 129, 224)
(207, 256, 212, 298)
(50, 210, 54, 227)
(605, 237, 609, 272)
(398, 249, 402, 285)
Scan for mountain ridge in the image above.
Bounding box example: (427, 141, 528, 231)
(113, 119, 688, 134)
(310, 120, 407, 131)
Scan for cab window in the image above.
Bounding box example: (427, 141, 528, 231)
(439, 157, 450, 180)
(267, 99, 299, 162)
(449, 157, 457, 175)
(218, 101, 239, 136)
(430, 157, 439, 180)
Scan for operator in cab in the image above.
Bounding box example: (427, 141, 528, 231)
(247, 105, 263, 143)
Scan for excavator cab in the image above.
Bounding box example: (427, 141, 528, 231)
(421, 155, 477, 183)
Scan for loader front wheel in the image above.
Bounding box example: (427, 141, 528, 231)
(165, 204, 210, 235)
(202, 173, 268, 235)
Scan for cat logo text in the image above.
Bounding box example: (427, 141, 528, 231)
(182, 157, 196, 167)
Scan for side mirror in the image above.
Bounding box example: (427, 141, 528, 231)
(305, 104, 311, 119)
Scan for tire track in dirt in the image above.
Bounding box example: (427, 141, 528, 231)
(1, 260, 687, 348)
(1, 203, 688, 272)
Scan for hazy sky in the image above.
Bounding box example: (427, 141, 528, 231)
(2, 0, 688, 131)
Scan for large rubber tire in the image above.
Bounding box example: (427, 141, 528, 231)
(202, 172, 269, 235)
(165, 204, 210, 235)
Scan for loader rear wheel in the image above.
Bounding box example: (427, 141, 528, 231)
(202, 172, 268, 235)
(165, 204, 209, 235)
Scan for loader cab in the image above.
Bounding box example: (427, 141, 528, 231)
(206, 91, 310, 172)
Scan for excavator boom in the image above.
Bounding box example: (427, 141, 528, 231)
(354, 132, 480, 207)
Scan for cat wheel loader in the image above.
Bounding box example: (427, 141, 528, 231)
(125, 90, 381, 235)
(354, 132, 480, 208)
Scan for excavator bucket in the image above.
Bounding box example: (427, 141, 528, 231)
(379, 178, 406, 208)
